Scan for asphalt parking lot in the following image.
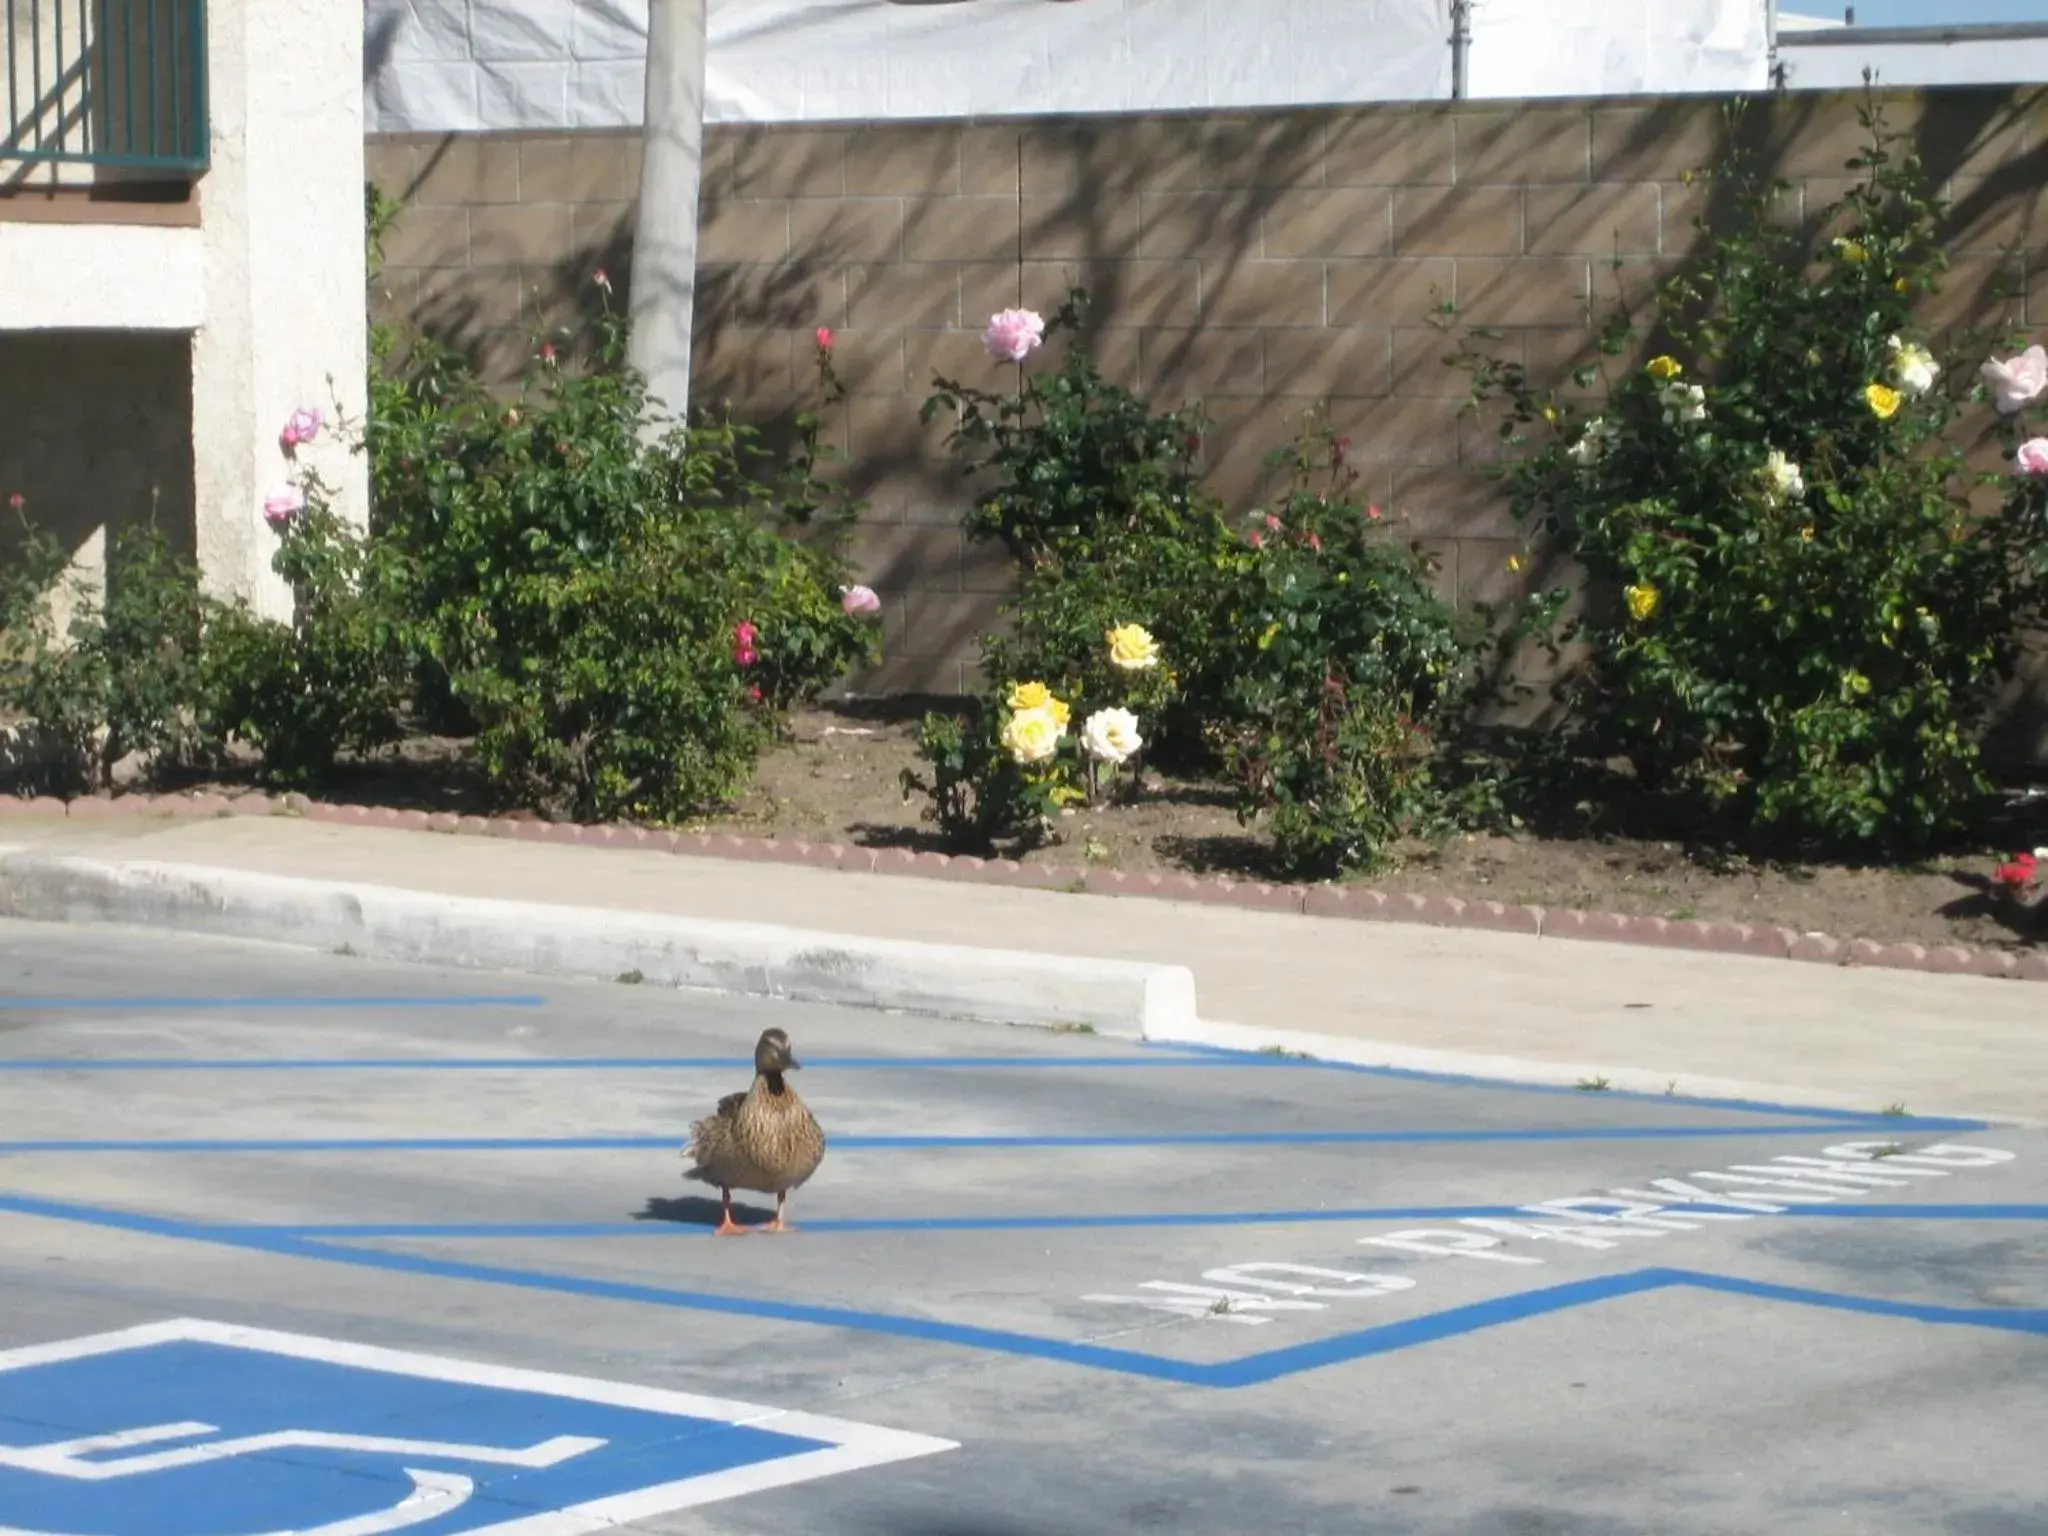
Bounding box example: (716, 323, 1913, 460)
(2, 919, 2045, 1536)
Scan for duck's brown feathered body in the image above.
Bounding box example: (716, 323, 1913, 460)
(686, 1073, 826, 1194)
(684, 1029, 825, 1233)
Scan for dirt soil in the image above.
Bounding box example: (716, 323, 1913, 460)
(143, 705, 2048, 955)
(698, 709, 2048, 956)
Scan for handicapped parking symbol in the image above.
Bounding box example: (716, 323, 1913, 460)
(0, 1417, 607, 1536)
(0, 1320, 953, 1536)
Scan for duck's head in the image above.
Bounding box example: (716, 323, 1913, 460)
(754, 1028, 801, 1075)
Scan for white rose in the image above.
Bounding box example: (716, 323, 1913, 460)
(1080, 707, 1144, 766)
(1763, 448, 1805, 503)
(1660, 381, 1707, 425)
(1888, 336, 1940, 397)
(1570, 417, 1617, 466)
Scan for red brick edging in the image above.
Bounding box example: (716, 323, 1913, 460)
(6, 790, 2041, 984)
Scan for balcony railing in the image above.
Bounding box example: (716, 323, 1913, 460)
(3, 0, 208, 176)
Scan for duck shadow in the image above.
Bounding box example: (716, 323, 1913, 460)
(634, 1194, 775, 1228)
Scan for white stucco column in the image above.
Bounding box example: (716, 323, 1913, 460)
(190, 0, 368, 619)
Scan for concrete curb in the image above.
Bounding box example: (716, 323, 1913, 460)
(0, 848, 1200, 1039)
(3, 790, 2043, 984)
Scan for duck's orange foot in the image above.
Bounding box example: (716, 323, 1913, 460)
(712, 1214, 752, 1236)
(763, 1217, 796, 1234)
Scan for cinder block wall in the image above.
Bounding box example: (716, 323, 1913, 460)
(366, 86, 2048, 743)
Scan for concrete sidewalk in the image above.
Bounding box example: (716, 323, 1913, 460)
(0, 811, 2041, 1122)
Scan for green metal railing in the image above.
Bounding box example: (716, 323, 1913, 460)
(3, 0, 208, 173)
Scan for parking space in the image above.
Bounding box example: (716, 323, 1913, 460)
(3, 920, 2046, 1534)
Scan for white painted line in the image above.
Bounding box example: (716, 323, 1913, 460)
(1080, 1141, 2023, 1325)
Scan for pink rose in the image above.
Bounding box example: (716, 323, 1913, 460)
(279, 406, 323, 451)
(540, 343, 558, 366)
(840, 584, 881, 617)
(262, 488, 305, 526)
(1983, 345, 2048, 415)
(734, 620, 759, 668)
(982, 308, 1045, 364)
(595, 268, 612, 293)
(2018, 439, 2048, 476)
(815, 326, 835, 352)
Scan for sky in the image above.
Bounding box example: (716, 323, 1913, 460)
(1784, 0, 2048, 22)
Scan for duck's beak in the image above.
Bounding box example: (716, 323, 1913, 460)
(783, 1053, 802, 1070)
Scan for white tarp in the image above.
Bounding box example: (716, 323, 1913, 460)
(363, 0, 1768, 134)
(1466, 0, 1766, 101)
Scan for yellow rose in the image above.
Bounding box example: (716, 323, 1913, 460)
(1647, 355, 1684, 382)
(1835, 237, 1869, 264)
(1625, 582, 1660, 623)
(1507, 554, 1525, 574)
(1866, 383, 1902, 420)
(1000, 704, 1066, 765)
(1894, 277, 1912, 295)
(1106, 623, 1161, 671)
(1007, 680, 1070, 724)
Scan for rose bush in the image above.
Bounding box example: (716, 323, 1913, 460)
(1452, 98, 2047, 851)
(904, 295, 1487, 872)
(199, 473, 414, 785)
(0, 507, 210, 793)
(367, 279, 879, 822)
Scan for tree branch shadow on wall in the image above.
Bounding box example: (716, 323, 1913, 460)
(368, 88, 2048, 754)
(1015, 111, 1325, 500)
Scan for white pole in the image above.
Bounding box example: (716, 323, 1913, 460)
(629, 0, 709, 442)
(1450, 0, 1472, 99)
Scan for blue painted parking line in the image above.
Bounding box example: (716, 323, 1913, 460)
(0, 1318, 951, 1536)
(0, 1053, 1241, 1072)
(0, 1044, 1952, 1130)
(0, 995, 547, 1011)
(1792, 1203, 2048, 1219)
(2, 1196, 2042, 1391)
(236, 1203, 2048, 1240)
(0, 1118, 1981, 1155)
(246, 1207, 1535, 1238)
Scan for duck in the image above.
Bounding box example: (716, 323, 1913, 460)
(683, 1027, 826, 1235)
